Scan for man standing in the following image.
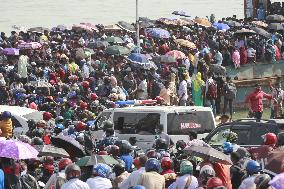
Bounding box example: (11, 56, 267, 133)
(245, 84, 273, 121)
(178, 73, 188, 106)
(205, 73, 217, 116)
(223, 76, 237, 120)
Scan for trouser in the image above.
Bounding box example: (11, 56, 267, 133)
(179, 99, 187, 106)
(215, 95, 221, 115)
(205, 99, 216, 116)
(253, 111, 263, 122)
(223, 98, 233, 117)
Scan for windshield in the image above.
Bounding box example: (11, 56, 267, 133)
(113, 112, 160, 135)
(167, 111, 214, 135)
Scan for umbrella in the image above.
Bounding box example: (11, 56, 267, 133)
(261, 148, 284, 175)
(139, 17, 156, 28)
(145, 28, 170, 39)
(266, 14, 284, 22)
(180, 18, 195, 26)
(117, 21, 135, 33)
(172, 10, 190, 17)
(2, 48, 19, 55)
(72, 23, 97, 34)
(227, 20, 242, 27)
(234, 28, 256, 36)
(103, 25, 122, 31)
(18, 42, 42, 50)
(87, 40, 109, 48)
(34, 145, 69, 158)
(251, 21, 268, 28)
(51, 25, 68, 32)
(76, 155, 119, 166)
(152, 55, 177, 64)
(194, 18, 212, 27)
(251, 27, 272, 38)
(127, 53, 149, 64)
(269, 172, 284, 189)
(28, 27, 49, 34)
(209, 64, 227, 76)
(0, 140, 38, 159)
(106, 45, 130, 56)
(166, 50, 186, 59)
(174, 39, 196, 49)
(106, 36, 124, 44)
(213, 23, 230, 31)
(51, 135, 85, 158)
(184, 145, 232, 165)
(268, 23, 284, 31)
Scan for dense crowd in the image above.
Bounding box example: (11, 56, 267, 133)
(0, 10, 284, 189)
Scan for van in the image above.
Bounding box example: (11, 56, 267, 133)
(93, 106, 216, 150)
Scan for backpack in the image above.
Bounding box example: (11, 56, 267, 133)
(225, 83, 237, 100)
(206, 80, 217, 100)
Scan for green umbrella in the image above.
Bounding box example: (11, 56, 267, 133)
(106, 36, 124, 44)
(106, 45, 130, 56)
(76, 155, 119, 167)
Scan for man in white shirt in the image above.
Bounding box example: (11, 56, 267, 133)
(178, 74, 188, 106)
(119, 155, 148, 189)
(136, 74, 148, 100)
(18, 50, 29, 83)
(247, 47, 256, 63)
(61, 164, 90, 189)
(86, 163, 112, 189)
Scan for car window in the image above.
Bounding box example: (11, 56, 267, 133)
(113, 112, 160, 135)
(252, 124, 278, 145)
(231, 127, 251, 145)
(207, 127, 230, 146)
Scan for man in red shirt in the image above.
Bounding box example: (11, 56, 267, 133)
(245, 84, 273, 121)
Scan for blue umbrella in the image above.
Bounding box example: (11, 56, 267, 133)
(213, 23, 230, 31)
(172, 10, 190, 17)
(145, 28, 170, 39)
(127, 53, 149, 64)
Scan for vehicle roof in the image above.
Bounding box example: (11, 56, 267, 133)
(0, 105, 38, 116)
(104, 106, 213, 113)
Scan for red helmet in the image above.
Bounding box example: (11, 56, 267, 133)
(133, 157, 141, 169)
(161, 157, 173, 170)
(76, 122, 86, 132)
(80, 101, 88, 110)
(82, 81, 89, 88)
(90, 93, 98, 101)
(263, 133, 277, 146)
(58, 158, 72, 171)
(98, 151, 108, 155)
(43, 163, 54, 174)
(43, 112, 52, 121)
(206, 177, 224, 189)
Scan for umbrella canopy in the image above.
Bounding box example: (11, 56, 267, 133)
(251, 21, 268, 28)
(127, 53, 149, 64)
(103, 24, 122, 31)
(152, 55, 177, 64)
(268, 23, 284, 31)
(261, 148, 284, 175)
(28, 27, 49, 34)
(194, 18, 212, 27)
(0, 140, 38, 159)
(158, 18, 193, 26)
(106, 45, 130, 56)
(18, 42, 42, 50)
(266, 14, 284, 22)
(251, 27, 272, 38)
(166, 50, 186, 59)
(234, 28, 256, 36)
(72, 23, 97, 34)
(51, 135, 85, 158)
(34, 145, 69, 158)
(117, 21, 135, 33)
(88, 41, 109, 48)
(172, 10, 190, 17)
(213, 23, 230, 31)
(145, 28, 170, 39)
(174, 39, 196, 49)
(269, 172, 284, 189)
(139, 17, 156, 28)
(51, 25, 68, 32)
(106, 36, 124, 44)
(184, 145, 232, 165)
(76, 155, 119, 167)
(2, 48, 19, 56)
(227, 20, 242, 27)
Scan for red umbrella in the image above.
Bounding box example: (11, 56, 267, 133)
(166, 50, 186, 59)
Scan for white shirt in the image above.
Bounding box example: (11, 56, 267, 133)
(137, 79, 148, 100)
(61, 178, 90, 189)
(178, 80, 188, 100)
(86, 177, 112, 189)
(44, 171, 65, 189)
(247, 48, 256, 58)
(194, 52, 200, 68)
(182, 58, 191, 70)
(82, 64, 90, 79)
(119, 167, 145, 189)
(18, 55, 29, 78)
(168, 175, 199, 189)
(239, 175, 257, 189)
(214, 51, 223, 65)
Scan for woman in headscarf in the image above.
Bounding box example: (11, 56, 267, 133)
(192, 72, 204, 106)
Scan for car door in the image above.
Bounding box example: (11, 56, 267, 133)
(205, 125, 231, 148)
(230, 124, 252, 146)
(250, 123, 279, 145)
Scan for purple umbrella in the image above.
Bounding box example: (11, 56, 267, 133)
(145, 28, 170, 39)
(0, 139, 38, 159)
(2, 48, 19, 56)
(269, 173, 284, 189)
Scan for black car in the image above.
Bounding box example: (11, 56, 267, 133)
(204, 119, 284, 148)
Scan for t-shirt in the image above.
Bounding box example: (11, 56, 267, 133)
(137, 79, 148, 100)
(86, 177, 112, 189)
(178, 80, 188, 100)
(120, 155, 133, 172)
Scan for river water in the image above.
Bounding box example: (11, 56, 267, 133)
(0, 0, 243, 33)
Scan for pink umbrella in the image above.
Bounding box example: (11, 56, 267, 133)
(166, 50, 186, 59)
(72, 23, 98, 33)
(18, 42, 42, 50)
(0, 139, 39, 159)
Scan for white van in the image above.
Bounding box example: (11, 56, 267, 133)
(92, 106, 216, 150)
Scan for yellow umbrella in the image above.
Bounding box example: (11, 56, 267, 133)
(194, 18, 212, 27)
(174, 39, 196, 49)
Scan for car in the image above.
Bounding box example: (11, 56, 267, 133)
(0, 105, 43, 136)
(204, 118, 284, 148)
(93, 106, 216, 150)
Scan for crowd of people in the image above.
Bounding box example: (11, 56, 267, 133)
(0, 11, 283, 189)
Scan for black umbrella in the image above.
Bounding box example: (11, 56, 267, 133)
(51, 135, 85, 158)
(268, 23, 284, 31)
(266, 14, 284, 23)
(117, 21, 135, 33)
(234, 28, 256, 36)
(34, 145, 69, 158)
(88, 41, 109, 48)
(226, 20, 242, 27)
(251, 27, 272, 38)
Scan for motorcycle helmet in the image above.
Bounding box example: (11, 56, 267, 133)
(145, 158, 160, 172)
